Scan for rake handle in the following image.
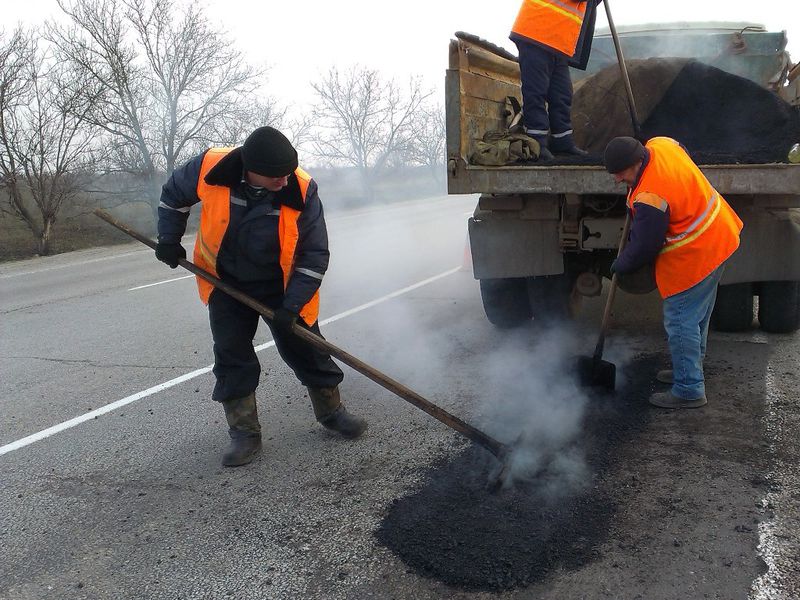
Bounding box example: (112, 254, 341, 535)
(94, 209, 508, 459)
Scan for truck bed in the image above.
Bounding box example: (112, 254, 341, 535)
(450, 162, 800, 197)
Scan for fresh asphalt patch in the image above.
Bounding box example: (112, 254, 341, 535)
(375, 353, 662, 592)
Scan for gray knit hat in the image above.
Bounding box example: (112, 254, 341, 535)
(604, 136, 646, 174)
(241, 126, 298, 177)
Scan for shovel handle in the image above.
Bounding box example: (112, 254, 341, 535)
(94, 209, 508, 459)
(593, 210, 632, 360)
(604, 0, 642, 137)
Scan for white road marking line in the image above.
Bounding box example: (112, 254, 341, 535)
(128, 275, 193, 291)
(750, 362, 797, 600)
(315, 267, 460, 327)
(0, 266, 461, 456)
(0, 250, 146, 279)
(0, 368, 210, 456)
(0, 235, 198, 279)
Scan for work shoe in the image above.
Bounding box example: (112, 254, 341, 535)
(648, 391, 707, 409)
(308, 387, 367, 439)
(656, 369, 674, 384)
(221, 392, 262, 467)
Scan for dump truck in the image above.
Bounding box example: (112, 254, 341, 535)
(447, 23, 800, 333)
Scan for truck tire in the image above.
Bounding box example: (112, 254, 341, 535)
(526, 275, 578, 324)
(758, 281, 800, 333)
(479, 278, 532, 328)
(711, 283, 754, 332)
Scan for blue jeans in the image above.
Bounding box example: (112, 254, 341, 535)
(662, 265, 725, 399)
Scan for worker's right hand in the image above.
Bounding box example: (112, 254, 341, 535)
(155, 242, 186, 269)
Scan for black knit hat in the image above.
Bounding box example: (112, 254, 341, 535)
(604, 136, 646, 174)
(241, 126, 298, 177)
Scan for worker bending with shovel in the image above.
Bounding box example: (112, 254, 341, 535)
(604, 136, 743, 409)
(156, 126, 366, 466)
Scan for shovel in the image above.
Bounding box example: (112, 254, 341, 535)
(576, 0, 643, 390)
(95, 209, 520, 490)
(577, 211, 631, 390)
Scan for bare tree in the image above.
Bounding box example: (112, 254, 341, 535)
(311, 66, 433, 199)
(0, 27, 100, 255)
(50, 0, 268, 216)
(210, 97, 287, 148)
(405, 102, 446, 184)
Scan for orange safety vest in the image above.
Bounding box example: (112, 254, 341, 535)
(511, 0, 588, 57)
(193, 148, 321, 325)
(628, 137, 743, 298)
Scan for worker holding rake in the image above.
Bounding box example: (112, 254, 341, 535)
(155, 126, 366, 466)
(604, 136, 743, 409)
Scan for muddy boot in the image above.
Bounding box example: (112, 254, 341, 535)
(221, 392, 262, 467)
(308, 387, 367, 439)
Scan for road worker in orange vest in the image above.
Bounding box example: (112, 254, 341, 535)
(510, 0, 601, 159)
(155, 126, 366, 466)
(604, 136, 744, 409)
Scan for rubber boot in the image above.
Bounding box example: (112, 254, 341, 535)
(307, 387, 367, 439)
(221, 392, 262, 467)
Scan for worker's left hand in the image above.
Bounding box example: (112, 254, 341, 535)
(273, 307, 299, 336)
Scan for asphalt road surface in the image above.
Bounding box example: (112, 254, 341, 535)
(1, 195, 798, 599)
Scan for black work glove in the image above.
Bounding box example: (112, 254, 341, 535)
(155, 242, 186, 269)
(272, 307, 299, 337)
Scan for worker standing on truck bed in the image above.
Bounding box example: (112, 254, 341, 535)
(510, 0, 601, 158)
(155, 126, 367, 466)
(604, 136, 743, 409)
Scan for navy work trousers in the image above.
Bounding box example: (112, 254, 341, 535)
(208, 287, 344, 402)
(514, 39, 574, 144)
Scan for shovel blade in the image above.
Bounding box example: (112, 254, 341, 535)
(577, 355, 616, 391)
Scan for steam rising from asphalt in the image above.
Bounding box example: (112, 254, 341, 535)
(478, 318, 637, 494)
(476, 325, 591, 493)
(326, 193, 639, 496)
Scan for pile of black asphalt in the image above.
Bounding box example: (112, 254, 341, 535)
(640, 61, 800, 164)
(563, 58, 800, 166)
(375, 353, 661, 593)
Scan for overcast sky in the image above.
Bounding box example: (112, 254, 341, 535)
(3, 0, 799, 112)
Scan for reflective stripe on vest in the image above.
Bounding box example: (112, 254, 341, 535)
(193, 148, 320, 325)
(661, 193, 720, 251)
(628, 137, 743, 298)
(511, 0, 587, 57)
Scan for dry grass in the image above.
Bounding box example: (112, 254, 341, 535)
(0, 205, 157, 263)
